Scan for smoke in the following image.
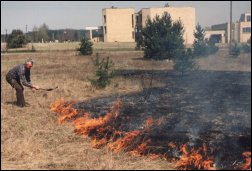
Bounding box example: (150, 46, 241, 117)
(68, 69, 251, 169)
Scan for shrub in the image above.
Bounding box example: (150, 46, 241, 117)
(89, 53, 114, 89)
(193, 24, 219, 57)
(241, 43, 251, 53)
(174, 48, 198, 76)
(7, 29, 27, 48)
(77, 37, 93, 55)
(205, 39, 219, 55)
(230, 43, 240, 57)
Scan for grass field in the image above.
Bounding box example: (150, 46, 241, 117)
(1, 42, 137, 52)
(1, 48, 251, 170)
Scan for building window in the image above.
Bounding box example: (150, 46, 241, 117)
(104, 15, 106, 23)
(132, 14, 134, 28)
(243, 27, 251, 33)
(104, 26, 107, 34)
(247, 15, 251, 22)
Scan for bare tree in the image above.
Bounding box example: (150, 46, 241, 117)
(32, 26, 38, 42)
(38, 23, 49, 42)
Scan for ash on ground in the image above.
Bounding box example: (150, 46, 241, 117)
(74, 70, 251, 169)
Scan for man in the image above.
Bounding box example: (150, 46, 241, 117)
(6, 58, 40, 107)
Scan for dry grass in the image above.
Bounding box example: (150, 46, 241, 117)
(1, 42, 137, 52)
(1, 50, 174, 170)
(1, 49, 250, 170)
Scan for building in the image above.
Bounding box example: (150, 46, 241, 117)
(205, 12, 251, 44)
(204, 29, 226, 44)
(237, 12, 251, 43)
(102, 7, 135, 42)
(136, 7, 196, 45)
(101, 6, 195, 44)
(205, 23, 230, 44)
(85, 26, 103, 42)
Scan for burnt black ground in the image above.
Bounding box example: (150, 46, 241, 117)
(74, 70, 251, 169)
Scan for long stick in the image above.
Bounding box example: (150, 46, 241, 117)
(39, 86, 58, 91)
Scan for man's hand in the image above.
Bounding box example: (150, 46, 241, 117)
(32, 85, 40, 90)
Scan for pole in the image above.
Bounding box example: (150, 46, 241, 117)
(229, 1, 232, 54)
(5, 29, 7, 42)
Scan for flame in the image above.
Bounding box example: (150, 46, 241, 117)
(129, 141, 148, 156)
(72, 99, 122, 135)
(176, 143, 215, 170)
(73, 112, 113, 135)
(73, 100, 122, 149)
(240, 151, 251, 170)
(144, 117, 154, 128)
(51, 99, 223, 169)
(129, 140, 163, 159)
(50, 98, 78, 123)
(148, 153, 163, 160)
(91, 137, 109, 148)
(108, 130, 141, 153)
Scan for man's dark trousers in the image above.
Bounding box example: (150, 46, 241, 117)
(6, 74, 25, 107)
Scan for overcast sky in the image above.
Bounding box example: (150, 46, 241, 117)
(1, 1, 251, 34)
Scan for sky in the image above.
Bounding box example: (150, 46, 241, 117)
(1, 1, 251, 34)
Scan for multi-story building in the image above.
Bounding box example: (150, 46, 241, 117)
(102, 7, 135, 42)
(102, 6, 196, 45)
(205, 12, 251, 44)
(237, 12, 251, 43)
(136, 7, 196, 45)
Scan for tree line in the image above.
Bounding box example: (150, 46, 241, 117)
(1, 23, 102, 43)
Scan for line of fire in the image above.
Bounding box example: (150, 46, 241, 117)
(50, 69, 251, 171)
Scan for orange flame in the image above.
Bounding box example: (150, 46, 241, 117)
(240, 151, 251, 170)
(108, 130, 141, 153)
(144, 117, 154, 128)
(176, 143, 215, 170)
(51, 99, 223, 170)
(73, 112, 113, 135)
(91, 137, 109, 148)
(72, 100, 122, 135)
(148, 153, 163, 160)
(129, 141, 148, 156)
(129, 140, 163, 159)
(50, 98, 78, 123)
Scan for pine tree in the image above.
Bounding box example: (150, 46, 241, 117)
(137, 12, 185, 60)
(89, 53, 114, 89)
(77, 37, 93, 55)
(193, 24, 207, 57)
(174, 48, 198, 76)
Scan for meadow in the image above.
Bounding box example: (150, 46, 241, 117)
(1, 44, 251, 169)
